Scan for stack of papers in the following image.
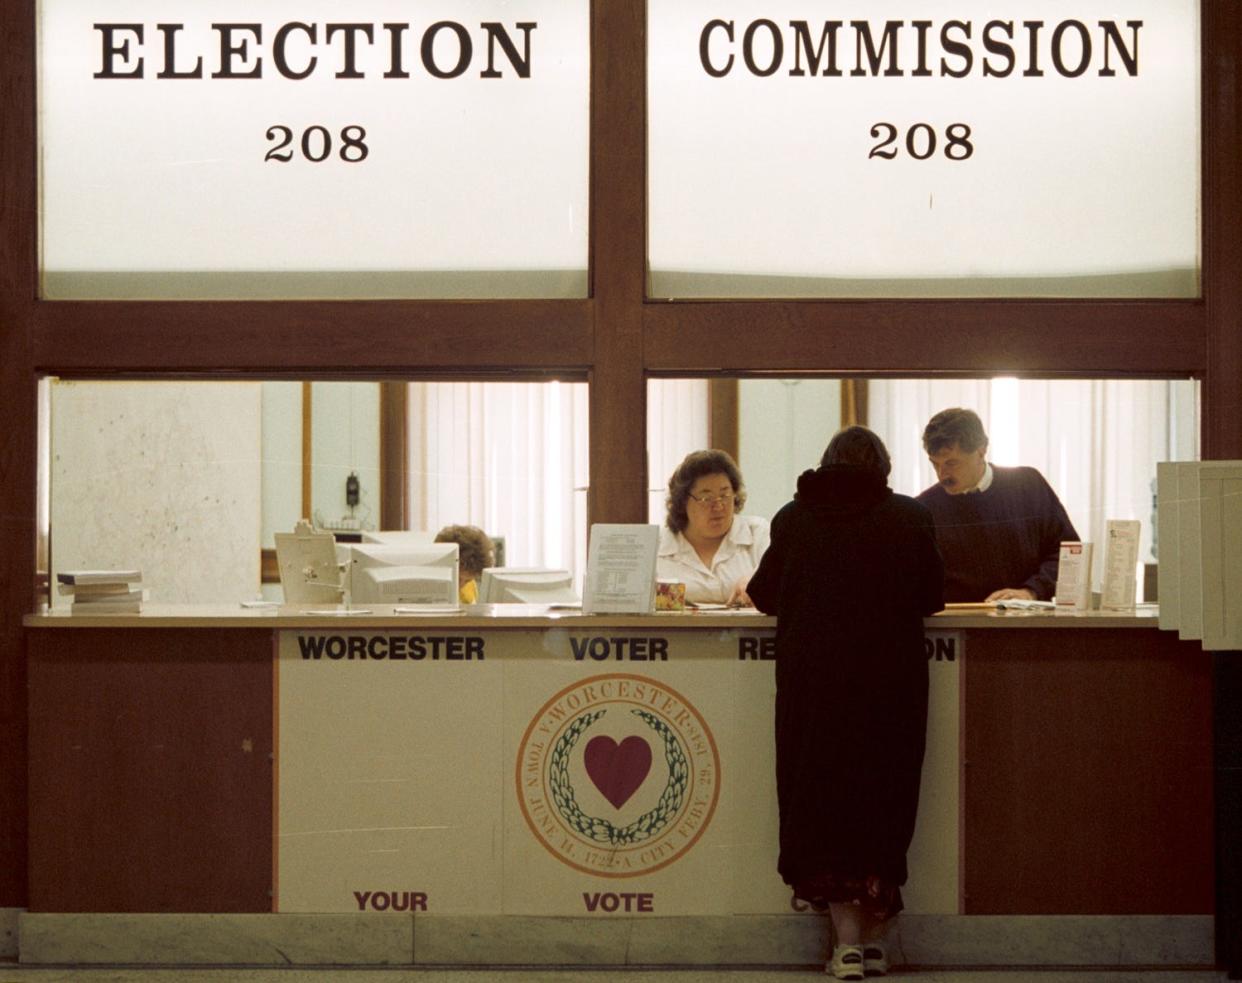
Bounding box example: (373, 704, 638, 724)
(994, 598, 1056, 611)
(57, 570, 146, 614)
(943, 599, 1056, 612)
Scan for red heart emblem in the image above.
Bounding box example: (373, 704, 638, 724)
(583, 735, 652, 809)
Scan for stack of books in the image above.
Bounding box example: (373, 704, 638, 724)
(56, 570, 146, 613)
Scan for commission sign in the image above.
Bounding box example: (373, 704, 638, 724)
(649, 0, 1199, 298)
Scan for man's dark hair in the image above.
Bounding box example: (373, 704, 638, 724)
(922, 407, 989, 455)
(821, 425, 891, 477)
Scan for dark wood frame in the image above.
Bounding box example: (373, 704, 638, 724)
(2, 0, 1239, 918)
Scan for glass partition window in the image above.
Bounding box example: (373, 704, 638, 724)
(408, 381, 589, 589)
(868, 378, 1199, 567)
(40, 378, 592, 604)
(648, 1, 1200, 298)
(647, 379, 709, 524)
(647, 377, 1199, 595)
(38, 1, 590, 299)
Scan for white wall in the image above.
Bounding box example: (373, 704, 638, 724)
(310, 382, 381, 532)
(738, 379, 842, 522)
(262, 382, 303, 548)
(50, 379, 262, 605)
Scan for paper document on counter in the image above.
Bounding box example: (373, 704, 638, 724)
(1101, 520, 1141, 610)
(583, 524, 659, 614)
(57, 569, 142, 585)
(306, 608, 373, 616)
(1055, 542, 1093, 611)
(994, 598, 1055, 610)
(393, 604, 463, 615)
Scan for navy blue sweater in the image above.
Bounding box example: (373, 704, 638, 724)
(916, 465, 1079, 602)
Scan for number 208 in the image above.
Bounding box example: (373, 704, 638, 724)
(265, 125, 369, 163)
(869, 122, 973, 161)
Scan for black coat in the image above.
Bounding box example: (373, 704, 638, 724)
(747, 465, 944, 889)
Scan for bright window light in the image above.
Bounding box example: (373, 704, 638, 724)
(989, 378, 1021, 465)
(546, 381, 564, 563)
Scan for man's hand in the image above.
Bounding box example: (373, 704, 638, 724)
(986, 587, 1036, 602)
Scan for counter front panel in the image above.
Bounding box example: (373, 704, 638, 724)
(25, 606, 1208, 919)
(275, 625, 959, 916)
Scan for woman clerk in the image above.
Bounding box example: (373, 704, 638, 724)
(656, 449, 769, 606)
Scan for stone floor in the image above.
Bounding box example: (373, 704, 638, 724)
(0, 966, 1234, 982)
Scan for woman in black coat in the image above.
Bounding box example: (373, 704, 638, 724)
(747, 426, 943, 981)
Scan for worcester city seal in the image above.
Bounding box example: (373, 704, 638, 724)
(515, 673, 721, 877)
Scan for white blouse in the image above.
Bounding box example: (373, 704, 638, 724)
(656, 513, 771, 604)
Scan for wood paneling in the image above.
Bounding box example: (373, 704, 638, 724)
(1202, 1, 1242, 459)
(962, 629, 1213, 914)
(27, 629, 274, 912)
(301, 383, 312, 519)
(379, 382, 409, 531)
(840, 380, 868, 427)
(709, 380, 739, 460)
(1213, 654, 1242, 969)
(32, 300, 593, 375)
(645, 301, 1206, 376)
(0, 0, 38, 910)
(587, 0, 648, 525)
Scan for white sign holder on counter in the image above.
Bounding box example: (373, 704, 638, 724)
(582, 523, 659, 614)
(1054, 541, 1093, 611)
(1101, 520, 1141, 611)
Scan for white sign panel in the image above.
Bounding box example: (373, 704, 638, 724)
(1101, 520, 1141, 610)
(39, 1, 589, 299)
(277, 626, 959, 915)
(649, 1, 1200, 298)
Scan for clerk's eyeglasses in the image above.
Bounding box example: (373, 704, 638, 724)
(688, 491, 735, 508)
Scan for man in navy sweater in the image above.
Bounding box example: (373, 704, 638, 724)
(916, 407, 1080, 603)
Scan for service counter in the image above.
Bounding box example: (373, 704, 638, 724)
(21, 604, 1214, 967)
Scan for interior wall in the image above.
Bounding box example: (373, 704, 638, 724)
(49, 380, 262, 605)
(738, 379, 842, 522)
(261, 382, 303, 549)
(309, 382, 381, 534)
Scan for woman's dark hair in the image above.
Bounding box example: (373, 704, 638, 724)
(821, 425, 892, 477)
(434, 524, 495, 580)
(664, 449, 747, 534)
(922, 407, 988, 455)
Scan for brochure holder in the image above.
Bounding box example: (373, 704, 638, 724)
(582, 524, 659, 615)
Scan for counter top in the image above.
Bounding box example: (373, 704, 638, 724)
(23, 602, 1162, 629)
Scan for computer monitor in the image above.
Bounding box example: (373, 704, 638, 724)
(360, 529, 438, 546)
(348, 542, 460, 606)
(478, 567, 579, 604)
